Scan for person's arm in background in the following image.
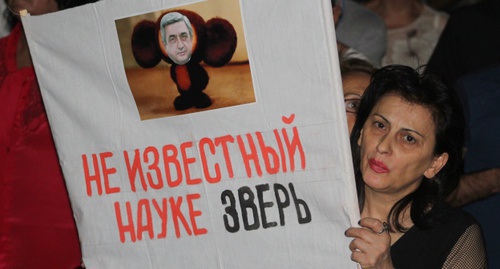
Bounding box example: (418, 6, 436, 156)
(447, 168, 500, 207)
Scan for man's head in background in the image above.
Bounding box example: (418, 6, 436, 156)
(331, 0, 386, 67)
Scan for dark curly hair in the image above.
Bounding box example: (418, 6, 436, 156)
(350, 64, 465, 232)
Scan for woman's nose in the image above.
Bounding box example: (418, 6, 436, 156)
(376, 134, 391, 154)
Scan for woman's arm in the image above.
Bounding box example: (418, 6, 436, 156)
(442, 224, 487, 269)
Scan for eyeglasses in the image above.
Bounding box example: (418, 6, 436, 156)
(345, 98, 361, 114)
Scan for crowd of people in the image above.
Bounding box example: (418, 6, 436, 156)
(0, 0, 497, 268)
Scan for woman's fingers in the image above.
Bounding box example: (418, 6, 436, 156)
(359, 217, 389, 234)
(345, 218, 393, 268)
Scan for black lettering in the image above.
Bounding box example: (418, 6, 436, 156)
(221, 190, 240, 233)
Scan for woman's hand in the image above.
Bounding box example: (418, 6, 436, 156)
(345, 217, 394, 269)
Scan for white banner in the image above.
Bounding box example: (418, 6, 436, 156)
(22, 0, 360, 268)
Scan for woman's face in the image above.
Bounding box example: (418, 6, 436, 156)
(343, 71, 371, 134)
(357, 94, 448, 199)
(7, 0, 58, 16)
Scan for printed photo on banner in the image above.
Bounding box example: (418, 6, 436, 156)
(115, 1, 256, 120)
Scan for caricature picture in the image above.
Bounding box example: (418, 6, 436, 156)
(116, 1, 255, 120)
(161, 12, 194, 65)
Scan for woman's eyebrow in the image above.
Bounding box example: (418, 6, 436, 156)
(373, 113, 424, 138)
(402, 128, 424, 138)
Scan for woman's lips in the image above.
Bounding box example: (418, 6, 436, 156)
(368, 158, 389, 173)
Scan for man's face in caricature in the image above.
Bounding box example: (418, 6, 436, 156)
(165, 21, 193, 65)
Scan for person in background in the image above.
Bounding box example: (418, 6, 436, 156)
(426, 0, 500, 87)
(345, 65, 486, 268)
(340, 58, 377, 134)
(359, 0, 448, 69)
(0, 0, 97, 268)
(426, 0, 500, 266)
(0, 1, 8, 38)
(332, 0, 387, 67)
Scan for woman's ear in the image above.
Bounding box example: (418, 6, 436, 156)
(357, 129, 363, 146)
(424, 153, 449, 179)
(332, 5, 342, 26)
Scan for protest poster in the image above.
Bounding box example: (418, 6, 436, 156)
(22, 0, 360, 267)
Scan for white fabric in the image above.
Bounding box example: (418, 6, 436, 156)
(22, 0, 360, 268)
(383, 4, 449, 69)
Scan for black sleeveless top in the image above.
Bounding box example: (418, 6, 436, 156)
(390, 202, 481, 268)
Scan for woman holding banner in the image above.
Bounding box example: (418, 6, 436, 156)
(344, 65, 486, 268)
(0, 0, 97, 268)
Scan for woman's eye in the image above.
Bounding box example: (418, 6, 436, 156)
(344, 99, 360, 113)
(403, 134, 416, 144)
(374, 121, 385, 129)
